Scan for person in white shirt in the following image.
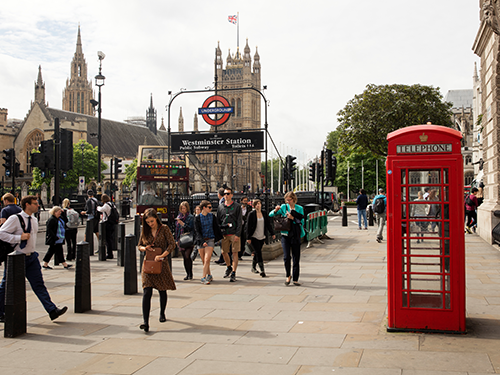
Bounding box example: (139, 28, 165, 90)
(0, 195, 67, 323)
(97, 194, 115, 259)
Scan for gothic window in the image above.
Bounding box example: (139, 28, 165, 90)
(465, 172, 474, 186)
(77, 93, 81, 113)
(237, 98, 241, 117)
(24, 129, 44, 171)
(78, 65, 81, 77)
(465, 155, 472, 165)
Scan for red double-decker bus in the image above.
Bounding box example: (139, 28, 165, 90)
(136, 146, 189, 216)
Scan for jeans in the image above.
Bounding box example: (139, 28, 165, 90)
(357, 209, 367, 229)
(0, 252, 56, 316)
(281, 235, 301, 282)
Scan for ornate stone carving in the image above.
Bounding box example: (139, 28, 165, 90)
(483, 0, 500, 35)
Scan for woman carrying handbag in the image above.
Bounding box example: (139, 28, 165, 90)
(137, 208, 176, 333)
(246, 199, 275, 277)
(269, 191, 305, 286)
(175, 201, 195, 280)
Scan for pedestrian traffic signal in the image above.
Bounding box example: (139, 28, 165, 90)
(286, 155, 297, 180)
(60, 129, 74, 171)
(2, 148, 14, 175)
(330, 155, 337, 182)
(31, 152, 44, 169)
(309, 163, 316, 181)
(14, 162, 23, 178)
(114, 157, 122, 180)
(316, 163, 323, 179)
(40, 140, 54, 171)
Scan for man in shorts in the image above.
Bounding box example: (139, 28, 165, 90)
(81, 190, 100, 240)
(217, 187, 242, 282)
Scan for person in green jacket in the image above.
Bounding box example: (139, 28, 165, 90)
(269, 191, 305, 286)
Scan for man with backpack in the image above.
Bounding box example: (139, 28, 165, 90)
(81, 190, 100, 241)
(465, 187, 479, 234)
(372, 188, 387, 243)
(97, 194, 119, 259)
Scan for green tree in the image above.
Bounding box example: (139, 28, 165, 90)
(327, 128, 385, 198)
(31, 140, 106, 189)
(122, 158, 137, 187)
(336, 84, 453, 157)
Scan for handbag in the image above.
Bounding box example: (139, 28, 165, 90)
(179, 232, 194, 249)
(274, 216, 291, 232)
(144, 244, 163, 275)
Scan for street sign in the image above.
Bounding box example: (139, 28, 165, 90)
(79, 176, 85, 191)
(198, 95, 233, 126)
(171, 131, 265, 153)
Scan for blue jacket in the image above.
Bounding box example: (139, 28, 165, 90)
(269, 203, 305, 238)
(356, 194, 369, 210)
(372, 194, 387, 213)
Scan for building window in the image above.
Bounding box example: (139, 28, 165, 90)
(237, 98, 241, 117)
(78, 65, 81, 77)
(465, 172, 474, 186)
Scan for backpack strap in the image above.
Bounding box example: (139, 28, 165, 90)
(16, 214, 28, 233)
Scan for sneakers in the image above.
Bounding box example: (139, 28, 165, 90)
(224, 266, 233, 278)
(376, 238, 381, 243)
(465, 226, 472, 234)
(260, 272, 266, 277)
(206, 274, 213, 282)
(201, 277, 210, 285)
(230, 272, 236, 282)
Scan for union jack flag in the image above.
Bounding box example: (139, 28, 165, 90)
(228, 15, 237, 24)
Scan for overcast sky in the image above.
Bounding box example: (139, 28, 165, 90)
(0, 0, 481, 165)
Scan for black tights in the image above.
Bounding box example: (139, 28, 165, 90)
(142, 287, 167, 324)
(181, 246, 194, 277)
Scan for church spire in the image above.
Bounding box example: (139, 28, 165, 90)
(178, 107, 184, 132)
(76, 24, 83, 55)
(34, 65, 45, 105)
(146, 93, 157, 135)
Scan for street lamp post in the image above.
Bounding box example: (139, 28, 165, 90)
(94, 51, 105, 186)
(80, 143, 85, 176)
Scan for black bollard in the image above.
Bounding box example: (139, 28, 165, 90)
(117, 223, 126, 267)
(368, 205, 374, 226)
(4, 252, 26, 338)
(342, 205, 348, 227)
(124, 234, 138, 295)
(74, 241, 91, 313)
(85, 219, 94, 256)
(98, 222, 107, 261)
(134, 214, 141, 246)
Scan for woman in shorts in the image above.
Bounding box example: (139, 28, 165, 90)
(194, 200, 222, 284)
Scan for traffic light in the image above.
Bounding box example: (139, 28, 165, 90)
(2, 148, 14, 175)
(31, 152, 44, 169)
(60, 129, 73, 171)
(286, 155, 297, 180)
(324, 149, 332, 181)
(114, 157, 122, 180)
(316, 163, 323, 179)
(309, 163, 316, 181)
(40, 140, 54, 171)
(282, 167, 289, 182)
(330, 155, 337, 182)
(14, 162, 23, 178)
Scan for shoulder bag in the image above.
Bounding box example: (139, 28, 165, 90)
(274, 206, 291, 232)
(143, 226, 163, 274)
(179, 232, 194, 248)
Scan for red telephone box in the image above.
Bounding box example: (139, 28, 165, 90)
(386, 125, 466, 333)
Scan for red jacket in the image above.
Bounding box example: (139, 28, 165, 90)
(465, 194, 478, 211)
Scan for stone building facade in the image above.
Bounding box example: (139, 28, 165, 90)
(473, 0, 500, 243)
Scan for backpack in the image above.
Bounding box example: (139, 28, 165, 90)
(66, 208, 79, 229)
(107, 202, 119, 225)
(465, 195, 475, 208)
(373, 197, 385, 214)
(0, 215, 28, 266)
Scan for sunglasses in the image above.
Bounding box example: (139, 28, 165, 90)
(206, 206, 212, 209)
(224, 192, 231, 195)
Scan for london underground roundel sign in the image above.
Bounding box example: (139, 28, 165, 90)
(198, 95, 233, 126)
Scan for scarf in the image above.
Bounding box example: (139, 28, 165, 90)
(175, 212, 189, 240)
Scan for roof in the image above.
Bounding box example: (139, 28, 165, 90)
(444, 89, 473, 109)
(45, 107, 168, 159)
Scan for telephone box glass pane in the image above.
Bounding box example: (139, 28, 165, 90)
(444, 257, 450, 273)
(401, 170, 406, 184)
(409, 201, 430, 219)
(444, 240, 450, 255)
(445, 275, 451, 291)
(444, 204, 449, 220)
(409, 274, 443, 291)
(401, 187, 407, 202)
(408, 170, 441, 184)
(409, 187, 430, 203)
(407, 239, 442, 255)
(443, 187, 449, 202)
(443, 168, 449, 184)
(402, 292, 408, 307)
(443, 221, 450, 237)
(402, 205, 407, 220)
(408, 256, 441, 273)
(409, 292, 443, 309)
(445, 293, 451, 309)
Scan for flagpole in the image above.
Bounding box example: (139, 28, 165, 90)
(237, 11, 239, 49)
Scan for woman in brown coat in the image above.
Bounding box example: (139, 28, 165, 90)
(138, 208, 176, 332)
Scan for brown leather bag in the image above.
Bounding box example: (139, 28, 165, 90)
(143, 246, 163, 274)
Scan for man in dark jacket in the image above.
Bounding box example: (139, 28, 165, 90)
(216, 187, 242, 282)
(238, 196, 252, 260)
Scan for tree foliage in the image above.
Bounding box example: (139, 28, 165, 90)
(122, 158, 137, 187)
(31, 140, 106, 189)
(326, 128, 385, 198)
(336, 84, 453, 157)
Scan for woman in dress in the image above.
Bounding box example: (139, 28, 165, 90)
(194, 200, 222, 285)
(137, 208, 176, 332)
(269, 191, 305, 286)
(175, 201, 195, 280)
(43, 206, 72, 269)
(246, 199, 275, 277)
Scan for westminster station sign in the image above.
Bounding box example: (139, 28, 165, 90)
(171, 131, 264, 153)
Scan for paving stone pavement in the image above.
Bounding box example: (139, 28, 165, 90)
(0, 216, 499, 374)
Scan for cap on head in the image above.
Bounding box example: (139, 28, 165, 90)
(87, 189, 94, 196)
(379, 188, 385, 193)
